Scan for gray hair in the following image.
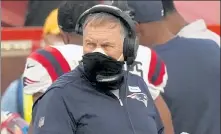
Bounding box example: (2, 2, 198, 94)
(83, 12, 128, 40)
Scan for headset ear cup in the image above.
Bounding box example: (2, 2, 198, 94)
(123, 38, 128, 63)
(123, 37, 136, 65)
(133, 37, 139, 59)
(79, 26, 83, 35)
(75, 23, 83, 35)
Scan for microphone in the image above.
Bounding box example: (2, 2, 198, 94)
(96, 73, 124, 82)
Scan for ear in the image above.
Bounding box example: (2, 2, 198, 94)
(60, 30, 69, 44)
(135, 23, 141, 36)
(43, 35, 50, 45)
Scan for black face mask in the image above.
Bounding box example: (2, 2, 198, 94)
(82, 52, 125, 89)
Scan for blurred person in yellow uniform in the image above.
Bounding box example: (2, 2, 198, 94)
(23, 44, 82, 126)
(1, 8, 63, 124)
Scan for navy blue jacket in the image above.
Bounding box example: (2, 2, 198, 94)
(32, 65, 164, 134)
(154, 37, 220, 134)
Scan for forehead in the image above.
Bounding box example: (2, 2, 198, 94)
(83, 22, 123, 42)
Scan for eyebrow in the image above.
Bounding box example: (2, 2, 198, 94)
(84, 37, 112, 43)
(101, 41, 112, 45)
(84, 38, 93, 43)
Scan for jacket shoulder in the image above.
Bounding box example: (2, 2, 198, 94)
(50, 66, 82, 89)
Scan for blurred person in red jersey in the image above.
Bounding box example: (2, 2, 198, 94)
(27, 1, 100, 134)
(24, 45, 82, 134)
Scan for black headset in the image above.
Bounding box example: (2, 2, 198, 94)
(75, 4, 139, 66)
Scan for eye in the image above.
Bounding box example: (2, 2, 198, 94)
(101, 44, 108, 48)
(86, 43, 96, 48)
(101, 43, 113, 49)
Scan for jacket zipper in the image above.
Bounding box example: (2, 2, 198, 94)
(119, 99, 123, 106)
(119, 82, 136, 134)
(121, 98, 137, 134)
(99, 90, 136, 134)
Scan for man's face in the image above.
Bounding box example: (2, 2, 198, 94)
(83, 22, 124, 60)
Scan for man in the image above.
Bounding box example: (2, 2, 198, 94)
(32, 5, 164, 134)
(59, 2, 173, 133)
(126, 1, 220, 134)
(162, 0, 220, 46)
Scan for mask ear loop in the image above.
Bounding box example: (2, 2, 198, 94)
(117, 54, 124, 61)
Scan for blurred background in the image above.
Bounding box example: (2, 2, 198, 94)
(1, 1, 220, 94)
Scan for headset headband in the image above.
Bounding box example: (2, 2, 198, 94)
(75, 4, 136, 38)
